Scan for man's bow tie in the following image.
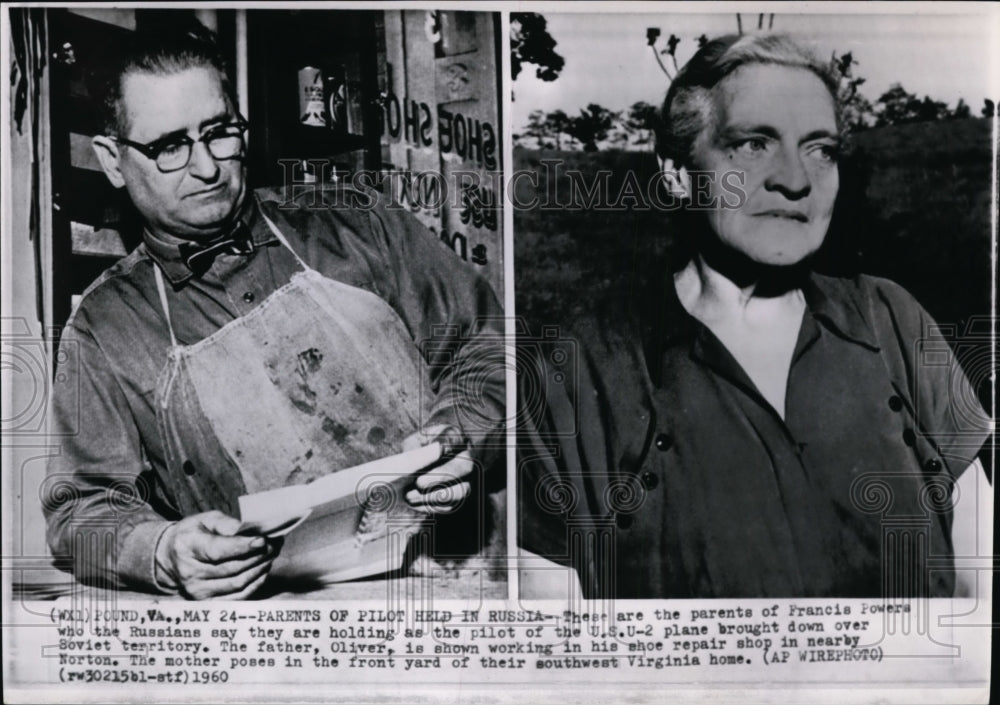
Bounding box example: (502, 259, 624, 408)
(178, 224, 256, 275)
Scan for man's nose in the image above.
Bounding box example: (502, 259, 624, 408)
(764, 144, 810, 200)
(187, 140, 220, 181)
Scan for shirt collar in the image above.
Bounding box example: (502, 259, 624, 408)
(142, 191, 279, 287)
(639, 266, 881, 381)
(636, 266, 694, 385)
(802, 272, 881, 351)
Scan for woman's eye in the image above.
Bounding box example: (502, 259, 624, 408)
(732, 138, 769, 157)
(805, 142, 840, 164)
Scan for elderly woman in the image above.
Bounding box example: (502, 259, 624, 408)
(518, 33, 992, 599)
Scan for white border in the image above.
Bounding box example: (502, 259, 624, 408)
(2, 3, 997, 705)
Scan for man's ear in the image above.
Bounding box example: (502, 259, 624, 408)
(91, 135, 126, 189)
(657, 156, 691, 200)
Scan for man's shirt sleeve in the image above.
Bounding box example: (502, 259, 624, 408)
(365, 202, 506, 462)
(44, 321, 173, 592)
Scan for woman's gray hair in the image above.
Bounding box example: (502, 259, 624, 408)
(654, 34, 840, 166)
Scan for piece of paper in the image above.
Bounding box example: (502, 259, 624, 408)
(235, 442, 443, 583)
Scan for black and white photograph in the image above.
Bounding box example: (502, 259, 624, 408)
(4, 6, 506, 603)
(514, 10, 994, 600)
(2, 3, 996, 704)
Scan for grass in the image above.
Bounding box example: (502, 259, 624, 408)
(514, 118, 995, 339)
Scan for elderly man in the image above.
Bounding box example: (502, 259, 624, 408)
(519, 33, 992, 599)
(44, 29, 504, 599)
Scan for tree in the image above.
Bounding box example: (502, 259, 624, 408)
(841, 89, 875, 131)
(545, 109, 573, 150)
(982, 99, 996, 118)
(875, 84, 952, 126)
(829, 51, 875, 130)
(914, 95, 950, 122)
(605, 122, 632, 150)
(949, 98, 971, 120)
(828, 56, 967, 130)
(875, 84, 919, 126)
(511, 13, 565, 82)
(518, 109, 551, 149)
(566, 104, 618, 152)
(625, 101, 658, 145)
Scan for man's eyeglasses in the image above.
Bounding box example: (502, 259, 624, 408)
(113, 119, 249, 173)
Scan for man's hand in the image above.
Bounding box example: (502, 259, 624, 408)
(402, 424, 476, 513)
(156, 510, 280, 600)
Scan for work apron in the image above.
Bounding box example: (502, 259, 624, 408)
(151, 213, 433, 580)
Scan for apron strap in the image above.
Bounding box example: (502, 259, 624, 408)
(259, 211, 311, 272)
(153, 265, 179, 348)
(152, 207, 307, 349)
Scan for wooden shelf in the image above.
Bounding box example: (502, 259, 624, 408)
(246, 9, 381, 188)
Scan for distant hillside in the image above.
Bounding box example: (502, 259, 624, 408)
(514, 118, 994, 337)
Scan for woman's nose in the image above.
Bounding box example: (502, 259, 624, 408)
(764, 145, 811, 199)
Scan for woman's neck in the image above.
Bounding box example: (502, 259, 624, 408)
(674, 253, 808, 420)
(675, 254, 806, 325)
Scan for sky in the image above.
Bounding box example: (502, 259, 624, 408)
(512, 8, 1000, 131)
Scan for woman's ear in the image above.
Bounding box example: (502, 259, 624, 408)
(658, 156, 691, 200)
(91, 135, 126, 189)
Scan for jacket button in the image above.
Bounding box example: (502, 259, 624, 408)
(615, 513, 633, 530)
(182, 460, 196, 476)
(902, 429, 916, 446)
(242, 291, 255, 304)
(641, 471, 659, 490)
(925, 458, 943, 473)
(654, 434, 673, 452)
(888, 395, 903, 412)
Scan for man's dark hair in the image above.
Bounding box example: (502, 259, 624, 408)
(96, 24, 235, 136)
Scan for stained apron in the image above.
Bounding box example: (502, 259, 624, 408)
(151, 212, 434, 582)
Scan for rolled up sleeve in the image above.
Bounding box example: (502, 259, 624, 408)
(44, 322, 173, 592)
(366, 204, 506, 467)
